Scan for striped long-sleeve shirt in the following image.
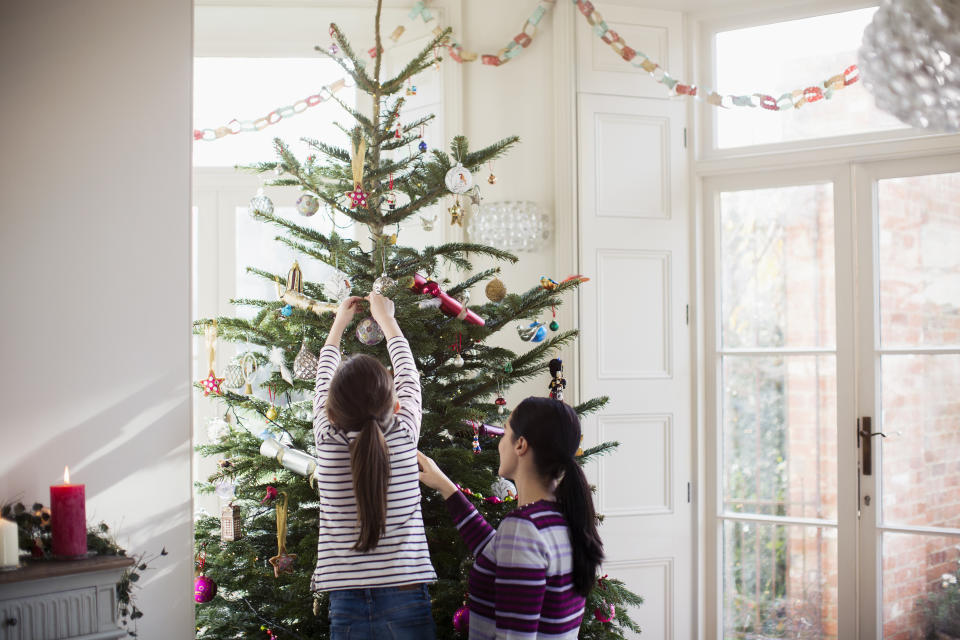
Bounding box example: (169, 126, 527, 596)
(311, 337, 437, 592)
(446, 492, 586, 639)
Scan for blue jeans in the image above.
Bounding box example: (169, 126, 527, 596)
(328, 583, 436, 640)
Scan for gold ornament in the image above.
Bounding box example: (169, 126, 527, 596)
(286, 262, 303, 294)
(488, 173, 497, 184)
(266, 405, 278, 421)
(449, 200, 464, 226)
(485, 278, 507, 303)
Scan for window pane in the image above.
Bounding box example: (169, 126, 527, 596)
(235, 205, 353, 319)
(882, 532, 960, 640)
(720, 184, 835, 349)
(715, 7, 907, 149)
(193, 57, 351, 167)
(723, 521, 838, 639)
(881, 354, 960, 529)
(878, 171, 960, 347)
(722, 355, 837, 520)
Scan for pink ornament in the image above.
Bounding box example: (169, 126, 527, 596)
(484, 496, 503, 504)
(409, 274, 485, 326)
(452, 604, 469, 633)
(594, 603, 615, 623)
(262, 486, 278, 504)
(194, 575, 217, 603)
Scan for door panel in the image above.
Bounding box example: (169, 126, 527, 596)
(578, 92, 690, 639)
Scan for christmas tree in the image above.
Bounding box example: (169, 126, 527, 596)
(193, 4, 643, 638)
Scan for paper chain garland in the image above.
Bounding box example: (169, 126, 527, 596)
(194, 0, 858, 141)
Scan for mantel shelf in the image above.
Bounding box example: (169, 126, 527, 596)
(0, 555, 134, 585)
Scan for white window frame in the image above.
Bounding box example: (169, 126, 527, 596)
(690, 0, 959, 165)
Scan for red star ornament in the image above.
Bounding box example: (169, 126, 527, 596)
(269, 553, 297, 577)
(200, 369, 224, 396)
(346, 184, 368, 209)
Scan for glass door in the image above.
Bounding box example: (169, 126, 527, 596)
(856, 156, 960, 639)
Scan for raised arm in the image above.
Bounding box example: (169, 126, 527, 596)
(418, 451, 496, 555)
(313, 296, 361, 446)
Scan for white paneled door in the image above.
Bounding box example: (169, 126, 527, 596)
(578, 93, 691, 639)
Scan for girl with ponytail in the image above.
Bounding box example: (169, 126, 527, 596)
(312, 292, 436, 640)
(419, 396, 604, 639)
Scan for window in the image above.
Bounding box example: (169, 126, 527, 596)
(712, 7, 907, 150)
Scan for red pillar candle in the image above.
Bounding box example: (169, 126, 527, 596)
(50, 466, 87, 558)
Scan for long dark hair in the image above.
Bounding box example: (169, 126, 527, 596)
(510, 397, 604, 596)
(325, 354, 394, 552)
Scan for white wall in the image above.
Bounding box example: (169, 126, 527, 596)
(461, 0, 561, 405)
(0, 2, 194, 638)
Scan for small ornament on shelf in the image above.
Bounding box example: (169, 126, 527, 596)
(485, 277, 507, 303)
(249, 187, 274, 216)
(517, 321, 546, 343)
(548, 358, 566, 402)
(220, 504, 243, 542)
(296, 194, 320, 217)
(356, 317, 385, 346)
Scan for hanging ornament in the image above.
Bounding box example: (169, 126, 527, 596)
(487, 161, 497, 185)
(280, 304, 293, 317)
(452, 604, 470, 633)
(345, 137, 369, 208)
(286, 261, 303, 293)
(503, 362, 514, 374)
(418, 140, 429, 152)
(296, 194, 320, 217)
(594, 603, 616, 623)
(406, 81, 417, 96)
(420, 208, 439, 231)
(445, 162, 474, 194)
(449, 334, 465, 368)
(373, 273, 396, 296)
(268, 491, 297, 578)
(491, 477, 517, 500)
(241, 353, 258, 395)
(356, 317, 385, 346)
(276, 276, 338, 317)
(859, 1, 960, 133)
(223, 360, 245, 390)
(472, 423, 481, 454)
(194, 548, 217, 603)
(220, 504, 243, 542)
(323, 270, 352, 303)
(214, 479, 236, 499)
(517, 321, 547, 342)
(449, 198, 464, 226)
(269, 347, 294, 385)
(549, 305, 560, 331)
(260, 438, 319, 480)
(249, 187, 274, 216)
(452, 353, 465, 368)
(207, 415, 231, 442)
(485, 278, 507, 303)
(198, 322, 224, 396)
(394, 125, 402, 139)
(548, 358, 566, 402)
(274, 164, 285, 176)
(410, 274, 486, 325)
(495, 395, 508, 415)
(293, 340, 319, 380)
(265, 387, 279, 422)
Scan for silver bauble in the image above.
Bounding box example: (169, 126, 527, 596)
(249, 187, 274, 215)
(293, 341, 319, 380)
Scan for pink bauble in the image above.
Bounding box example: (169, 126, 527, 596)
(452, 604, 470, 633)
(594, 603, 615, 623)
(194, 575, 217, 603)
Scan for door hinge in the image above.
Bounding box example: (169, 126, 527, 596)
(685, 304, 690, 326)
(687, 482, 691, 503)
(683, 127, 688, 149)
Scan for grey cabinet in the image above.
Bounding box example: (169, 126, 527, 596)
(0, 556, 133, 640)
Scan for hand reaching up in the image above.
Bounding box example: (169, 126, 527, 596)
(366, 292, 395, 325)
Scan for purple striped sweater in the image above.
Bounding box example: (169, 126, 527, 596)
(446, 492, 586, 639)
(311, 337, 437, 592)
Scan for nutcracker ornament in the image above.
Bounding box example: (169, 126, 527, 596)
(548, 358, 566, 402)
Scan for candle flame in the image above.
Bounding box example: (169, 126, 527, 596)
(64, 466, 70, 484)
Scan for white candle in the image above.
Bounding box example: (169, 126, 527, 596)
(0, 517, 18, 568)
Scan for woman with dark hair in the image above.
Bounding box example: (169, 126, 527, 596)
(418, 396, 604, 639)
(312, 292, 436, 640)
